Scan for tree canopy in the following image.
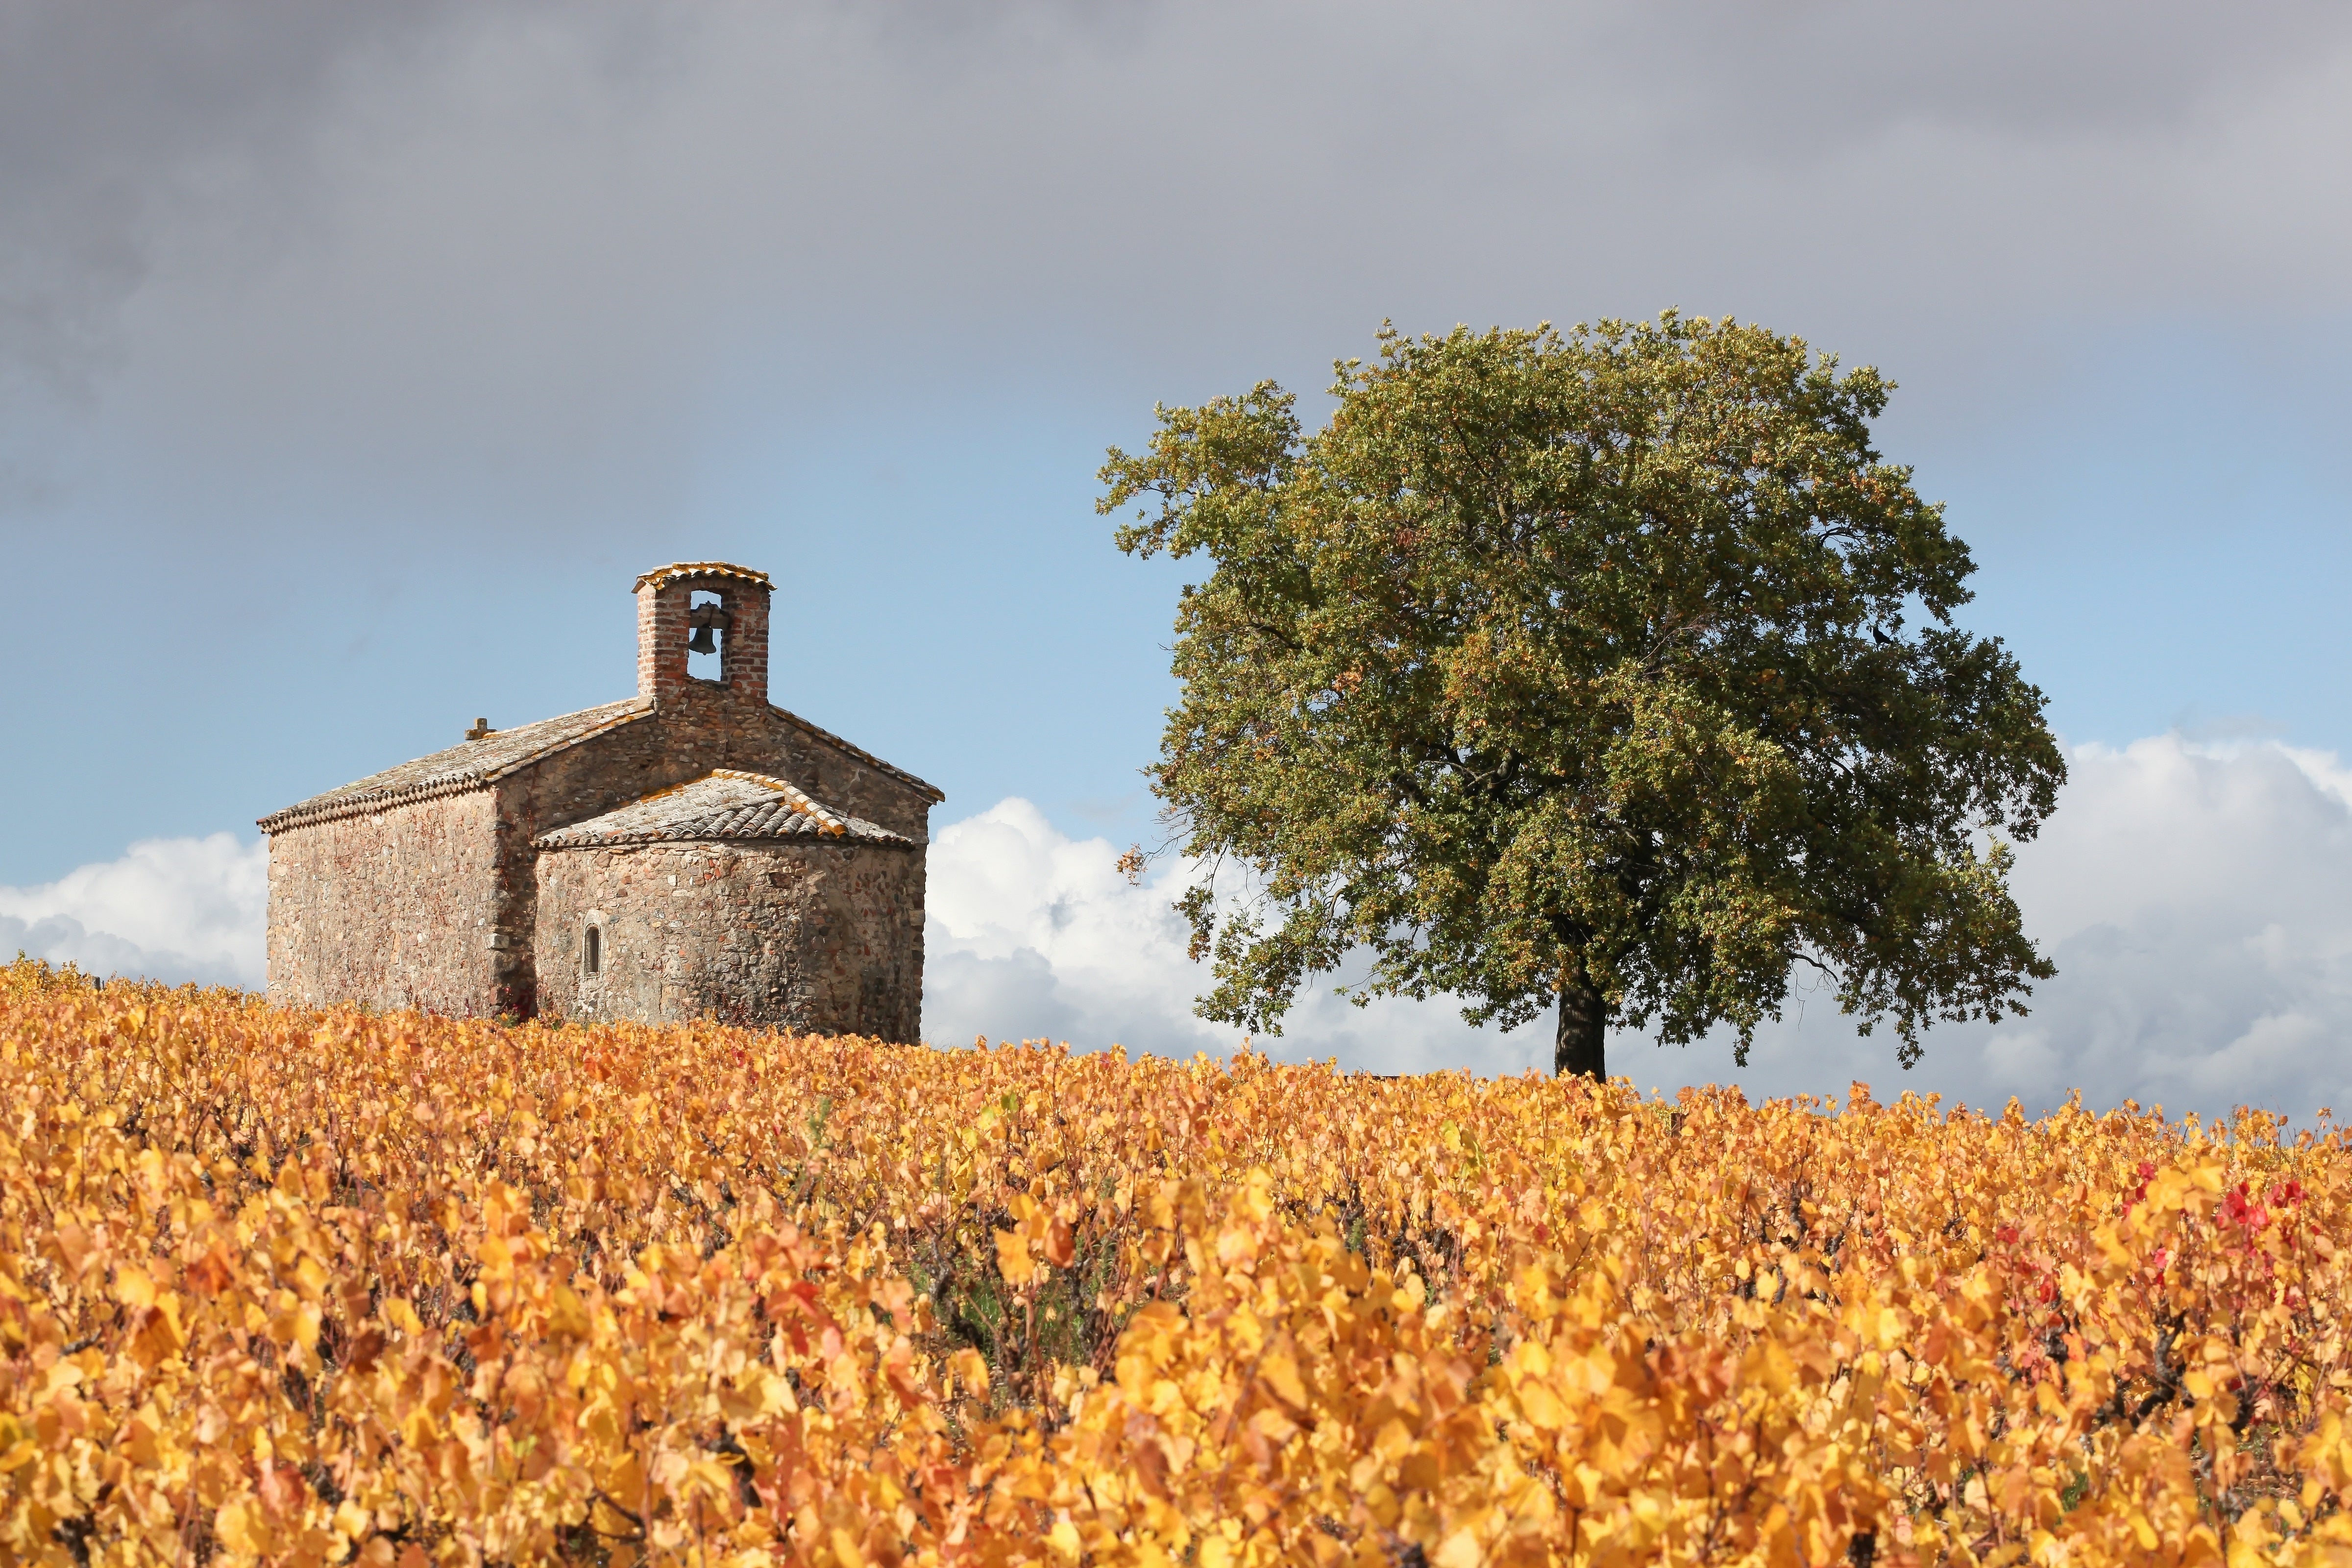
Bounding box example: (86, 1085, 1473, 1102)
(1102, 315, 2066, 1079)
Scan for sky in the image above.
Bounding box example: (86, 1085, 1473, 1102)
(4, 1, 2351, 1117)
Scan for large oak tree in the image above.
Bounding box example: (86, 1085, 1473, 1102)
(1103, 316, 2065, 1079)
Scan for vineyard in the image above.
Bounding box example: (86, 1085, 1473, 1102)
(3, 957, 2350, 1567)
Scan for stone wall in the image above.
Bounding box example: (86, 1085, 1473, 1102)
(263, 685, 933, 1021)
(501, 684, 931, 846)
(483, 683, 931, 1012)
(532, 837, 925, 1039)
(265, 789, 507, 1015)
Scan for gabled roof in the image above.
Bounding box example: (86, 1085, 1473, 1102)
(766, 701, 943, 803)
(534, 770, 911, 849)
(260, 689, 942, 834)
(258, 699, 653, 833)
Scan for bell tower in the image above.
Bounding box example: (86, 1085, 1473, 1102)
(633, 562, 774, 704)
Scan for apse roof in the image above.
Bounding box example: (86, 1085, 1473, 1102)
(533, 769, 913, 850)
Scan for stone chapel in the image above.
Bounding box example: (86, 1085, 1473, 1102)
(258, 562, 939, 1038)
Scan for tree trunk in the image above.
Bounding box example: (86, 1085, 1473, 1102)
(1555, 959, 1607, 1080)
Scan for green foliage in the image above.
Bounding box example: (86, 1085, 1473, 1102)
(1103, 314, 2065, 1068)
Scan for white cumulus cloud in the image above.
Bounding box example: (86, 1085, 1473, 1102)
(924, 738, 2352, 1117)
(922, 798, 1565, 1075)
(1694, 735, 2352, 1119)
(0, 833, 268, 989)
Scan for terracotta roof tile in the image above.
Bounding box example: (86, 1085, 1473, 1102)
(631, 561, 774, 593)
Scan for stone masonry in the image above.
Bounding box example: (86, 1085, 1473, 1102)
(259, 563, 939, 1037)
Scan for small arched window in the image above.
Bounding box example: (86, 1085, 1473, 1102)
(584, 925, 602, 976)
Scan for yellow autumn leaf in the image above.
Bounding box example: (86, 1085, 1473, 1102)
(1432, 1527, 1484, 1568)
(215, 1498, 268, 1557)
(997, 1226, 1037, 1286)
(112, 1264, 156, 1308)
(1259, 1347, 1309, 1410)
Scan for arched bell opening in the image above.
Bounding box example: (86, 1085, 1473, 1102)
(686, 589, 730, 684)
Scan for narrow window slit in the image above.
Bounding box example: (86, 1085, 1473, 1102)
(585, 925, 601, 975)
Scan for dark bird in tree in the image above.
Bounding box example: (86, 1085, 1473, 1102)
(1103, 315, 2065, 1080)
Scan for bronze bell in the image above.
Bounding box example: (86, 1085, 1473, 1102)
(687, 622, 719, 656)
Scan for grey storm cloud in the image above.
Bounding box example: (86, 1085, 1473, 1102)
(0, 2, 462, 389)
(7, 0, 2352, 537)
